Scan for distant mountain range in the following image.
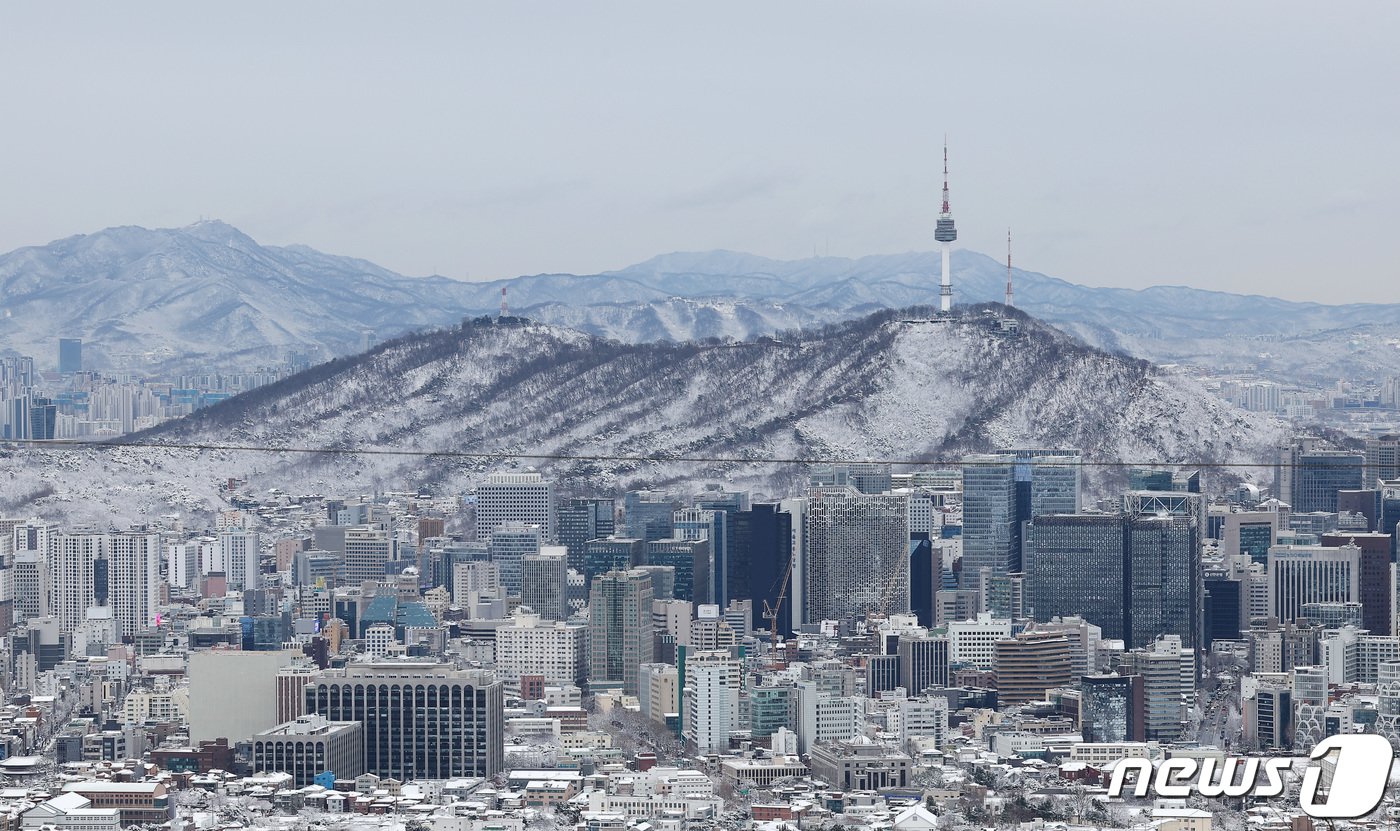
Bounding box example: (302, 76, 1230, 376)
(1, 308, 1281, 522)
(3, 221, 1398, 381)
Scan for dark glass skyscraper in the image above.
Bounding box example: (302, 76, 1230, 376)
(58, 338, 82, 374)
(963, 450, 1080, 593)
(1025, 513, 1130, 641)
(1292, 450, 1364, 513)
(558, 498, 614, 571)
(1129, 513, 1200, 650)
(1203, 574, 1243, 645)
(732, 502, 793, 630)
(1081, 674, 1145, 742)
(582, 538, 643, 583)
(623, 491, 677, 541)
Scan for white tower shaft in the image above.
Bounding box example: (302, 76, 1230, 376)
(940, 244, 952, 313)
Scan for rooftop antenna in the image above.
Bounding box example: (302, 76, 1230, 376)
(1005, 228, 1014, 308)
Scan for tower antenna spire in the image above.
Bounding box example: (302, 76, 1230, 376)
(1005, 228, 1014, 308)
(941, 138, 951, 215)
(500, 286, 508, 318)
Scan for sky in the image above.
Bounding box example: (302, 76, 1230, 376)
(1, 2, 1396, 302)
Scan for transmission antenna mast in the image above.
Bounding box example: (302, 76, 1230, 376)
(1005, 229, 1014, 308)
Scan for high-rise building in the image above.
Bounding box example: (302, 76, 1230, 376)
(275, 664, 320, 724)
(1277, 436, 1325, 510)
(1128, 512, 1201, 651)
(1365, 434, 1400, 486)
(1129, 468, 1201, 493)
(1268, 544, 1361, 624)
(696, 488, 751, 607)
(339, 526, 391, 586)
(993, 630, 1071, 705)
(304, 662, 503, 779)
(674, 508, 727, 607)
(58, 338, 83, 374)
(947, 613, 1013, 669)
(1246, 683, 1292, 751)
(51, 532, 106, 634)
(27, 397, 55, 440)
(1320, 532, 1391, 635)
(582, 537, 644, 584)
(475, 472, 555, 542)
(12, 550, 50, 624)
(219, 528, 262, 592)
(1204, 572, 1244, 645)
(488, 522, 542, 596)
(1080, 674, 1145, 743)
(252, 715, 364, 788)
(896, 633, 949, 695)
(623, 491, 676, 541)
(645, 538, 711, 604)
(1025, 514, 1129, 641)
(811, 464, 893, 495)
(683, 651, 743, 753)
(1292, 450, 1364, 514)
(802, 487, 909, 623)
(11, 519, 57, 558)
(495, 611, 588, 690)
(520, 548, 569, 620)
(961, 455, 1017, 593)
(963, 449, 1081, 593)
(588, 569, 654, 694)
(166, 540, 200, 591)
(108, 531, 161, 637)
(1337, 490, 1382, 532)
(1121, 642, 1192, 742)
(1221, 511, 1279, 563)
(1383, 481, 1400, 560)
(731, 503, 794, 631)
(982, 572, 1025, 621)
(189, 649, 303, 743)
(452, 561, 501, 605)
(558, 498, 614, 571)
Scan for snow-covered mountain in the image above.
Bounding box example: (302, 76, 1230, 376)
(5, 221, 1397, 381)
(1, 307, 1284, 524)
(0, 221, 493, 367)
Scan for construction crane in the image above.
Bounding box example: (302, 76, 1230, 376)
(762, 551, 795, 645)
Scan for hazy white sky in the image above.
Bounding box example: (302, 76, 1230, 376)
(2, 2, 1396, 301)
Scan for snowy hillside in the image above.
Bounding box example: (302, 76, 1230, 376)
(0, 307, 1284, 524)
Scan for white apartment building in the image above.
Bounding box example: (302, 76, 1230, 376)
(166, 541, 199, 590)
(683, 653, 743, 754)
(896, 696, 950, 749)
(947, 613, 1013, 669)
(218, 528, 261, 592)
(108, 531, 161, 637)
(494, 612, 588, 689)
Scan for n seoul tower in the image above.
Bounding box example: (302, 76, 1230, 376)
(934, 141, 958, 314)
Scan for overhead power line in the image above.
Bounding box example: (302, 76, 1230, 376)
(0, 437, 1323, 469)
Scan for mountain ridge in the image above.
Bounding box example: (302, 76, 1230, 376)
(3, 221, 1398, 381)
(2, 305, 1284, 523)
